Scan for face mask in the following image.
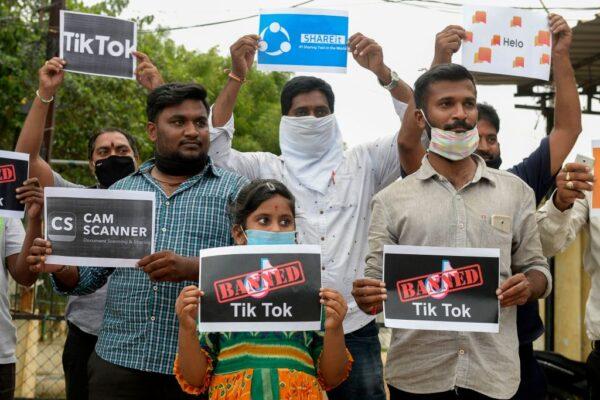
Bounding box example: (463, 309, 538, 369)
(244, 229, 297, 246)
(279, 114, 344, 194)
(420, 111, 479, 161)
(94, 155, 136, 188)
(154, 151, 207, 177)
(484, 154, 502, 169)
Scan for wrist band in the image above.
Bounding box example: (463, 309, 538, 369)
(224, 69, 246, 84)
(36, 89, 54, 104)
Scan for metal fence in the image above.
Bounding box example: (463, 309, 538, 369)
(10, 277, 67, 400)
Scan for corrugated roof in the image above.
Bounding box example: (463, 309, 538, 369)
(472, 13, 600, 88)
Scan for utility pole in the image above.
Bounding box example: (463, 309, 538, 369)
(40, 0, 65, 162)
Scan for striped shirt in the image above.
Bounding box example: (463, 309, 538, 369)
(52, 158, 248, 374)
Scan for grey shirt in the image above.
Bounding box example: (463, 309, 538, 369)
(53, 172, 107, 335)
(365, 155, 551, 399)
(0, 217, 25, 364)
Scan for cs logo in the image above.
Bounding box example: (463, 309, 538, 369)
(48, 212, 77, 242)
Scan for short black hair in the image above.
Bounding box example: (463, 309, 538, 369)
(229, 179, 296, 228)
(87, 128, 139, 160)
(477, 103, 500, 133)
(146, 83, 210, 123)
(414, 64, 477, 111)
(280, 76, 335, 115)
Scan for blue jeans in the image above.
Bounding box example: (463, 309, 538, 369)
(327, 320, 386, 400)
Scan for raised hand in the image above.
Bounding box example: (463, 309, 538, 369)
(549, 13, 572, 56)
(553, 162, 594, 211)
(230, 34, 259, 81)
(348, 33, 388, 80)
(133, 51, 164, 91)
(38, 57, 66, 100)
(432, 25, 466, 66)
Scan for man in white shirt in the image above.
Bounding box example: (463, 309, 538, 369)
(207, 33, 412, 399)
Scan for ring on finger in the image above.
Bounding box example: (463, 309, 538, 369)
(566, 172, 571, 181)
(567, 181, 574, 190)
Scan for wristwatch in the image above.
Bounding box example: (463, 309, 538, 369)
(378, 70, 400, 91)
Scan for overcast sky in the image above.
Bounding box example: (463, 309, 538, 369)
(110, 0, 600, 167)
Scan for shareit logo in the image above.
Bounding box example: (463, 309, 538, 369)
(48, 212, 77, 242)
(259, 22, 291, 56)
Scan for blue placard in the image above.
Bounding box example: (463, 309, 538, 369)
(257, 8, 349, 73)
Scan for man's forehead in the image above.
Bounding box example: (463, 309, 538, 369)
(291, 90, 329, 107)
(428, 79, 477, 100)
(161, 99, 208, 118)
(95, 132, 130, 146)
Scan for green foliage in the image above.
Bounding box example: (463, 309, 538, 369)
(1, 0, 289, 186)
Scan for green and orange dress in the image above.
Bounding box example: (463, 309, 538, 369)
(174, 330, 352, 399)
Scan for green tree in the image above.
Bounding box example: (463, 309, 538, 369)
(1, 0, 289, 186)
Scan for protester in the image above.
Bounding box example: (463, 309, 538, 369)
(536, 162, 599, 398)
(206, 33, 412, 399)
(352, 63, 552, 399)
(397, 14, 579, 399)
(0, 178, 49, 400)
(14, 53, 163, 400)
(173, 179, 352, 398)
(25, 83, 248, 400)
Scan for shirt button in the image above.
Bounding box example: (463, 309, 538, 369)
(458, 223, 464, 230)
(458, 349, 465, 355)
(161, 227, 167, 233)
(150, 316, 156, 321)
(321, 266, 326, 271)
(320, 210, 324, 215)
(456, 195, 462, 201)
(321, 237, 325, 241)
(165, 201, 170, 206)
(153, 286, 158, 291)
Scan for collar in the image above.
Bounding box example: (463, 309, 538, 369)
(135, 156, 221, 178)
(415, 153, 496, 187)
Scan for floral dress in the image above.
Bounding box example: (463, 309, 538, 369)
(174, 330, 352, 400)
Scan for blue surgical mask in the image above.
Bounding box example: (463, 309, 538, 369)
(244, 229, 297, 245)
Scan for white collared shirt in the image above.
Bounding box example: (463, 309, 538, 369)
(208, 100, 407, 333)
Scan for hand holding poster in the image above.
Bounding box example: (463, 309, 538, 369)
(44, 187, 155, 267)
(199, 245, 322, 332)
(257, 8, 349, 73)
(462, 5, 551, 81)
(0, 151, 29, 219)
(383, 245, 500, 333)
(60, 10, 137, 79)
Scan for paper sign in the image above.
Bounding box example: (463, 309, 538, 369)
(44, 187, 155, 267)
(60, 10, 137, 79)
(0, 151, 29, 219)
(199, 245, 322, 332)
(383, 245, 500, 333)
(257, 8, 348, 73)
(462, 5, 551, 81)
(592, 141, 600, 216)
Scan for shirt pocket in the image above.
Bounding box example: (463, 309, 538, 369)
(478, 218, 513, 279)
(328, 174, 358, 209)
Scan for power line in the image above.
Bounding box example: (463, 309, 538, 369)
(383, 0, 600, 11)
(142, 0, 315, 33)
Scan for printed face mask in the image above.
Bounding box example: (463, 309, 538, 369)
(420, 111, 479, 161)
(243, 229, 297, 246)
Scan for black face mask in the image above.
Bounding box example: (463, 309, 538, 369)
(154, 151, 208, 177)
(484, 155, 503, 170)
(94, 155, 136, 188)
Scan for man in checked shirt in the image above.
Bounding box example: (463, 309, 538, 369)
(26, 83, 248, 400)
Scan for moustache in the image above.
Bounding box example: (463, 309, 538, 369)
(442, 120, 476, 132)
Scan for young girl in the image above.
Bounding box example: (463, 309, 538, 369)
(174, 179, 352, 399)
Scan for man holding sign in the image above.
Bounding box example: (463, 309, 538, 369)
(28, 83, 247, 399)
(208, 31, 412, 399)
(353, 64, 551, 399)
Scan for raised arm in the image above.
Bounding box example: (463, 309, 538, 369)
(547, 14, 581, 175)
(15, 58, 65, 187)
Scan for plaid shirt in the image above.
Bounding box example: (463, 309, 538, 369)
(53, 158, 248, 374)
